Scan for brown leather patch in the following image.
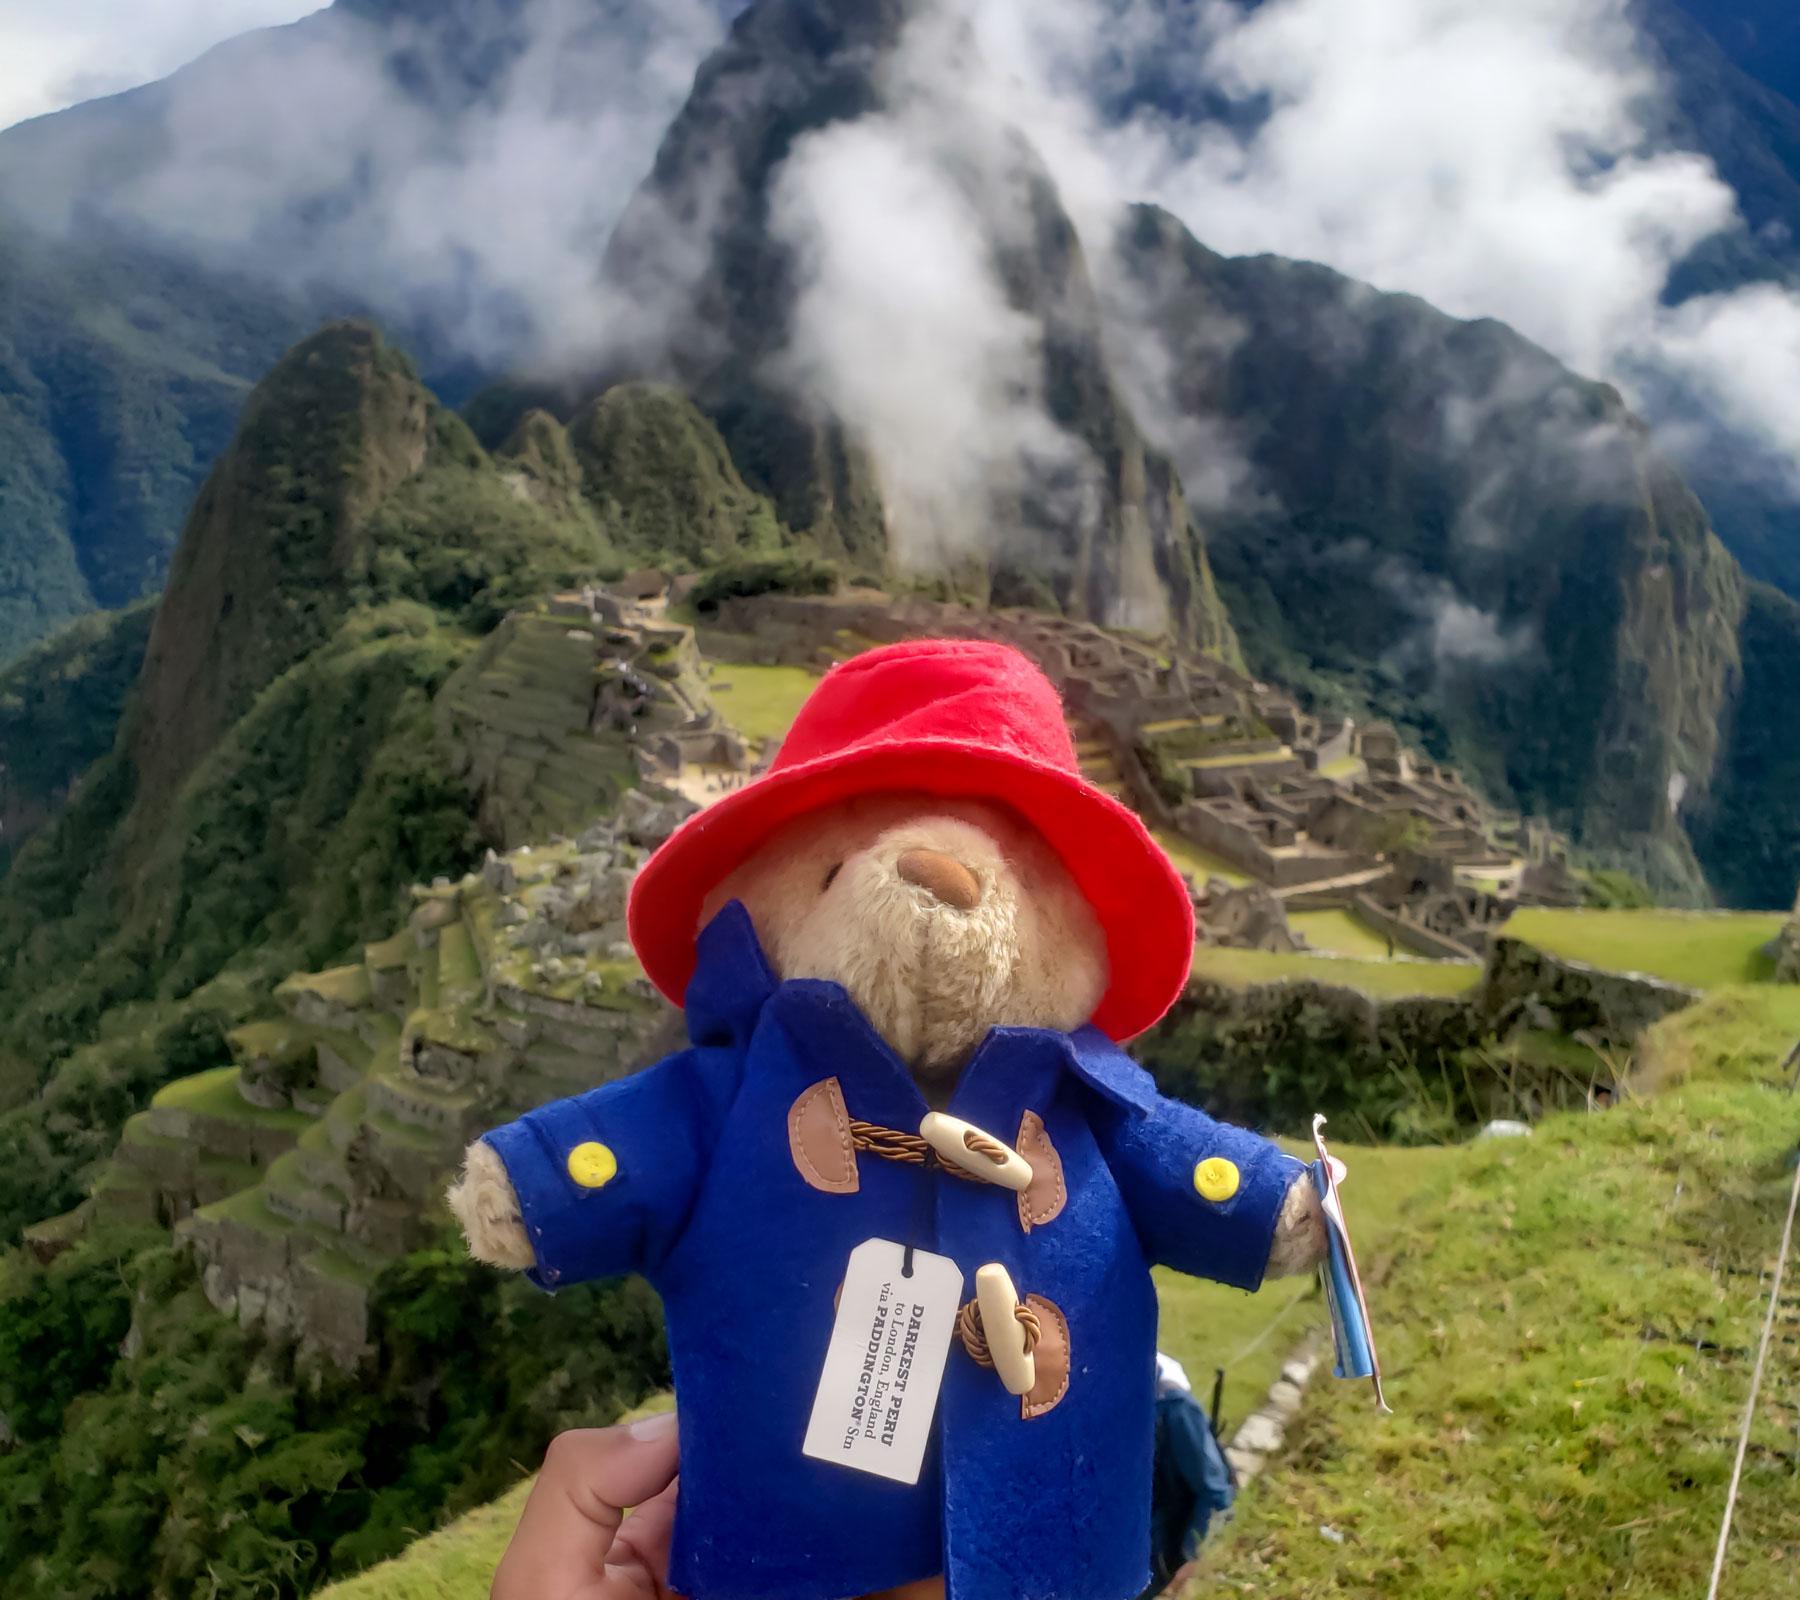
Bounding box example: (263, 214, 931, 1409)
(1020, 1294, 1069, 1419)
(788, 1078, 858, 1194)
(1016, 1110, 1066, 1231)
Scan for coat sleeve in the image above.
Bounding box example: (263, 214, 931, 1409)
(1094, 1089, 1309, 1292)
(478, 1042, 740, 1291)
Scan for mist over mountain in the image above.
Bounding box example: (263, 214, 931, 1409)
(5, 0, 1800, 662)
(0, 0, 739, 661)
(1, 0, 1798, 905)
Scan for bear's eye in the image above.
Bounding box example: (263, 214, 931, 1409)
(821, 862, 843, 893)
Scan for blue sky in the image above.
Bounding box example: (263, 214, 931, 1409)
(0, 2, 322, 130)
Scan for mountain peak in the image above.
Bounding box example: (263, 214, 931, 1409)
(123, 320, 435, 827)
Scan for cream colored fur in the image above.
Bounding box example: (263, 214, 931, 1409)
(448, 792, 1324, 1282)
(702, 795, 1108, 1091)
(447, 1140, 536, 1271)
(1267, 1180, 1327, 1278)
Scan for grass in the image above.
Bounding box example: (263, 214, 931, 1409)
(150, 1066, 314, 1131)
(1185, 748, 1294, 770)
(707, 662, 819, 745)
(1290, 908, 1395, 960)
(1158, 1140, 1454, 1432)
(1191, 947, 1481, 999)
(1184, 991, 1800, 1598)
(277, 963, 375, 1008)
(436, 920, 483, 1004)
(1320, 755, 1366, 781)
(1158, 830, 1252, 887)
(1634, 983, 1800, 1092)
(315, 1396, 677, 1599)
(364, 929, 414, 971)
(1502, 907, 1787, 990)
(227, 1020, 311, 1063)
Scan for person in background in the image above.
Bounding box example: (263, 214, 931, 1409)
(1142, 1353, 1237, 1596)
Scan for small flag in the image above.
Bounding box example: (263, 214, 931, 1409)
(1310, 1113, 1390, 1412)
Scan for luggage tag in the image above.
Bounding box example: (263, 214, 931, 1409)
(802, 1238, 964, 1484)
(1310, 1114, 1391, 1413)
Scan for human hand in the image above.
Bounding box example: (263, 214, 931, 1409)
(492, 1411, 681, 1600)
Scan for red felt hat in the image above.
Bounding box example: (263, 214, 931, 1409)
(626, 638, 1195, 1041)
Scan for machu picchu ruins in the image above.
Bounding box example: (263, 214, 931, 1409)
(52, 812, 682, 1369)
(26, 575, 1724, 1373)
(695, 589, 1583, 960)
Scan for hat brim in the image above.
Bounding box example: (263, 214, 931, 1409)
(626, 739, 1196, 1041)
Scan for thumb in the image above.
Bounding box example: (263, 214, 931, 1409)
(492, 1413, 680, 1600)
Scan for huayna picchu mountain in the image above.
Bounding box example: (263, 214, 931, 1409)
(0, 305, 842, 1243)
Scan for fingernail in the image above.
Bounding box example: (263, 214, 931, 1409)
(628, 1410, 677, 1442)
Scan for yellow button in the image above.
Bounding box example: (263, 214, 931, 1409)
(567, 1141, 618, 1189)
(1193, 1156, 1240, 1203)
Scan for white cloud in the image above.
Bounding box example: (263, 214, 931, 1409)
(762, 6, 1128, 610)
(6, 0, 730, 370)
(0, 2, 323, 131)
(1006, 0, 1800, 496)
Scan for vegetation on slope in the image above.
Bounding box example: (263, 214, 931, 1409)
(1186, 988, 1800, 1598)
(0, 607, 480, 1234)
(1502, 906, 1789, 988)
(0, 1230, 667, 1598)
(0, 221, 305, 667)
(1110, 203, 1751, 905)
(0, 600, 152, 868)
(1687, 580, 1800, 909)
(0, 322, 624, 1240)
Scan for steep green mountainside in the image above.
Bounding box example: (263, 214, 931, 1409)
(583, 0, 1239, 655)
(1108, 204, 1758, 900)
(0, 319, 654, 1235)
(0, 600, 152, 868)
(1687, 580, 1800, 908)
(0, 219, 313, 664)
(0, 0, 741, 666)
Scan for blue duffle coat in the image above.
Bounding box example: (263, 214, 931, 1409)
(483, 903, 1305, 1600)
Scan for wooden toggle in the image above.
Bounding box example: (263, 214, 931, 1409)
(919, 1112, 1034, 1192)
(975, 1264, 1036, 1396)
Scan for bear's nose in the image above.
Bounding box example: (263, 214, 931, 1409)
(896, 849, 982, 910)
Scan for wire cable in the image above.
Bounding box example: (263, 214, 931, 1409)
(1704, 1149, 1800, 1600)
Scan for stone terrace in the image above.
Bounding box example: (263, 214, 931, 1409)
(704, 591, 1579, 956)
(73, 811, 682, 1369)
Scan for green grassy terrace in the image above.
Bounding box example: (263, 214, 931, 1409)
(1289, 908, 1394, 960)
(1191, 946, 1481, 999)
(1185, 985, 1800, 1598)
(150, 1066, 313, 1131)
(1156, 830, 1251, 887)
(706, 662, 819, 746)
(1502, 907, 1787, 990)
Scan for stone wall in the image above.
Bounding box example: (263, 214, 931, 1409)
(1477, 937, 1698, 1047)
(1350, 892, 1480, 962)
(1778, 886, 1799, 983)
(1175, 799, 1369, 888)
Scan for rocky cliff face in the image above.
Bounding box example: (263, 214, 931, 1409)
(590, 0, 1240, 654)
(1688, 580, 1800, 908)
(1107, 204, 1749, 896)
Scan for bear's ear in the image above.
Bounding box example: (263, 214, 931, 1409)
(446, 1142, 536, 1271)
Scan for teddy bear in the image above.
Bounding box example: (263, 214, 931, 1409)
(449, 637, 1326, 1600)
